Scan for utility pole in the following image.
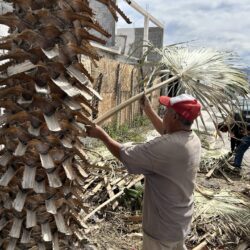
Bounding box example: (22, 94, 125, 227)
(124, 0, 164, 60)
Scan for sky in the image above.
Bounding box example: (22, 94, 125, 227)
(117, 0, 250, 68)
(0, 1, 249, 68)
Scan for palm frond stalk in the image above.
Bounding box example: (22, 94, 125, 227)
(0, 0, 130, 249)
(95, 44, 249, 126)
(191, 188, 250, 247)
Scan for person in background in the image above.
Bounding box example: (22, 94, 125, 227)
(230, 123, 244, 153)
(218, 117, 249, 171)
(233, 131, 250, 170)
(87, 94, 202, 250)
(218, 121, 244, 153)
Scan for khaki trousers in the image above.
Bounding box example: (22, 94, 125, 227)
(142, 232, 187, 250)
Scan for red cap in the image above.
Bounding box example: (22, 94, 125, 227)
(159, 94, 201, 121)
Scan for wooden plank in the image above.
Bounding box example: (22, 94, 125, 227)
(91, 182, 103, 194)
(110, 174, 128, 186)
(124, 0, 164, 28)
(117, 179, 126, 188)
(104, 176, 118, 210)
(115, 64, 121, 127)
(218, 168, 233, 183)
(205, 165, 218, 178)
(192, 232, 217, 250)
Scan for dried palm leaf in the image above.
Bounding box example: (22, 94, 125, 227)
(192, 188, 250, 245)
(95, 44, 249, 126)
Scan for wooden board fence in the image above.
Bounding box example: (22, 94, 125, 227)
(88, 57, 161, 126)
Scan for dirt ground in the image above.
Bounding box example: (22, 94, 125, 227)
(83, 174, 249, 250)
(82, 126, 250, 250)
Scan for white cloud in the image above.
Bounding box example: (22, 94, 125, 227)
(117, 0, 250, 67)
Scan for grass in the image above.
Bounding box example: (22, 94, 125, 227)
(103, 115, 151, 143)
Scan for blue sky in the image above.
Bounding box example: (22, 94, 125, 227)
(117, 0, 250, 68)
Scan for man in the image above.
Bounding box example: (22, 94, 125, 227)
(233, 134, 250, 170)
(217, 120, 244, 153)
(217, 116, 250, 171)
(87, 94, 202, 250)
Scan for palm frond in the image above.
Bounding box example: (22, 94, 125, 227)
(142, 43, 249, 129)
(192, 188, 250, 245)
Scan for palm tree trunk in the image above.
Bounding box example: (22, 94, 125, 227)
(0, 1, 130, 249)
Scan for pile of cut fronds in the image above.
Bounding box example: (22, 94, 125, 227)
(190, 188, 250, 249)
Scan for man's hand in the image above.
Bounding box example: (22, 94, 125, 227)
(140, 94, 151, 112)
(140, 94, 163, 134)
(86, 125, 122, 160)
(86, 125, 106, 140)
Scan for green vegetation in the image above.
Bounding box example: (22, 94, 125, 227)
(103, 115, 151, 143)
(120, 182, 144, 211)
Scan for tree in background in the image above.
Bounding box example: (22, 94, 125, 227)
(0, 0, 130, 249)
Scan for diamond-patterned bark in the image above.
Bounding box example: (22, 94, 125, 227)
(0, 0, 130, 248)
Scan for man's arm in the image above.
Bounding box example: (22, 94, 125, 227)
(141, 95, 163, 135)
(86, 125, 122, 160)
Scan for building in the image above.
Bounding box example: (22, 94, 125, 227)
(90, 0, 165, 62)
(116, 27, 164, 61)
